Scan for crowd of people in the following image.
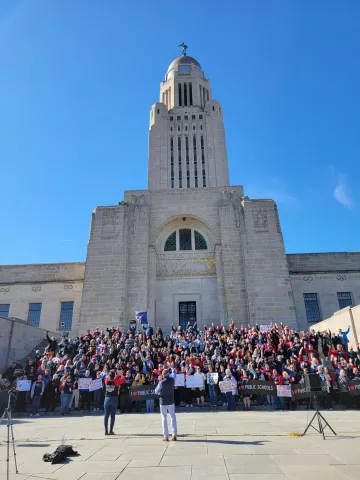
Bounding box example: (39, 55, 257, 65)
(2, 320, 360, 417)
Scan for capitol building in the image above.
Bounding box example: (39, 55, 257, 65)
(1, 49, 359, 334)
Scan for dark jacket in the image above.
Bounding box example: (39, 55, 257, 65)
(155, 376, 175, 406)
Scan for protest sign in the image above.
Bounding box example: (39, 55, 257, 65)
(89, 378, 103, 392)
(174, 374, 185, 387)
(78, 378, 92, 390)
(206, 373, 219, 385)
(219, 380, 233, 393)
(348, 380, 360, 396)
(240, 380, 276, 396)
(277, 385, 292, 398)
(260, 325, 271, 333)
(129, 385, 158, 400)
(186, 375, 204, 389)
(16, 380, 31, 392)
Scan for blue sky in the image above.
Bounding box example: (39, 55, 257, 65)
(1, 0, 359, 265)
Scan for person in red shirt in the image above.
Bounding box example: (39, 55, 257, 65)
(103, 371, 126, 435)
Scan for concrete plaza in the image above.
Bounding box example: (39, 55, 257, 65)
(1, 410, 360, 480)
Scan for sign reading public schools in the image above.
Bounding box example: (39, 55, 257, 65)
(129, 385, 158, 400)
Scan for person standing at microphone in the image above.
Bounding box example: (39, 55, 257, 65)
(155, 368, 177, 441)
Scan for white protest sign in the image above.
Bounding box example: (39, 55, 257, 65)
(174, 374, 185, 387)
(206, 373, 219, 385)
(78, 378, 92, 390)
(260, 324, 271, 333)
(276, 385, 292, 398)
(219, 380, 233, 393)
(16, 380, 32, 392)
(89, 378, 103, 392)
(186, 375, 204, 389)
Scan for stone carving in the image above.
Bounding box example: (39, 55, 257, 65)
(303, 276, 314, 282)
(64, 284, 74, 291)
(337, 274, 347, 281)
(0, 287, 10, 293)
(252, 208, 268, 230)
(157, 256, 216, 277)
(32, 286, 42, 292)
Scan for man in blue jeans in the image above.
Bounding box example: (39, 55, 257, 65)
(30, 375, 44, 417)
(60, 375, 74, 415)
(103, 371, 125, 435)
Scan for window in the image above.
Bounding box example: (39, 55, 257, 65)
(178, 136, 182, 188)
(177, 116, 181, 121)
(184, 83, 188, 106)
(28, 303, 42, 327)
(179, 229, 192, 250)
(164, 231, 176, 251)
(59, 301, 74, 329)
(170, 116, 173, 121)
(186, 136, 190, 188)
(199, 115, 203, 119)
(195, 231, 207, 250)
(184, 115, 188, 120)
(212, 106, 215, 111)
(178, 83, 182, 106)
(164, 229, 208, 251)
(201, 135, 206, 187)
(179, 64, 191, 73)
(189, 83, 193, 106)
(193, 125, 196, 131)
(192, 115, 196, 120)
(337, 292, 353, 310)
(193, 135, 198, 187)
(303, 294, 321, 323)
(157, 109, 159, 114)
(170, 137, 174, 188)
(0, 304, 10, 318)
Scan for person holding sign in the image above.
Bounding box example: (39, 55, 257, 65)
(224, 369, 237, 411)
(155, 368, 177, 441)
(60, 375, 74, 416)
(104, 371, 126, 435)
(206, 365, 218, 408)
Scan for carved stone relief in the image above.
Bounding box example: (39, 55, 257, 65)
(252, 208, 268, 231)
(157, 256, 216, 277)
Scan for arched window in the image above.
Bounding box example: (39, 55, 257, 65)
(163, 229, 208, 251)
(164, 231, 176, 251)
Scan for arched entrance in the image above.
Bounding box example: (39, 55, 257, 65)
(155, 216, 220, 331)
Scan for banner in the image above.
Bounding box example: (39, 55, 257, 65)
(277, 385, 292, 398)
(206, 373, 219, 385)
(186, 375, 204, 389)
(240, 380, 276, 396)
(219, 380, 233, 393)
(16, 380, 32, 392)
(78, 378, 92, 390)
(174, 374, 185, 387)
(347, 380, 360, 396)
(135, 311, 148, 325)
(291, 383, 311, 400)
(260, 325, 271, 333)
(89, 378, 103, 392)
(129, 385, 158, 400)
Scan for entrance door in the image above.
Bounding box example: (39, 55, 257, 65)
(179, 301, 196, 330)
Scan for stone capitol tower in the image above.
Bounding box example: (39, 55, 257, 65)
(78, 47, 299, 333)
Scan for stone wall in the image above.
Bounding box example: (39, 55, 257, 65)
(242, 199, 298, 328)
(288, 253, 360, 330)
(0, 317, 60, 369)
(0, 263, 84, 332)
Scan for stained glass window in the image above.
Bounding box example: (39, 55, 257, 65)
(195, 231, 207, 250)
(179, 229, 192, 250)
(164, 231, 176, 251)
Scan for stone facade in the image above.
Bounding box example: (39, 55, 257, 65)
(0, 53, 359, 335)
(0, 263, 84, 332)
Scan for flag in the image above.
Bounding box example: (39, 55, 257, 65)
(135, 311, 148, 325)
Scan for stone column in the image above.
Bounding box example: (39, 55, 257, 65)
(215, 244, 227, 322)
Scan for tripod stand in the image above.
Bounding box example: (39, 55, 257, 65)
(1, 390, 19, 479)
(302, 393, 336, 440)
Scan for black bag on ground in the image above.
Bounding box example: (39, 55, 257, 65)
(43, 445, 78, 464)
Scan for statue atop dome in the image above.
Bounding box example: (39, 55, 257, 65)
(178, 42, 188, 56)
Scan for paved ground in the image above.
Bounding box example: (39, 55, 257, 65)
(1, 410, 360, 480)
